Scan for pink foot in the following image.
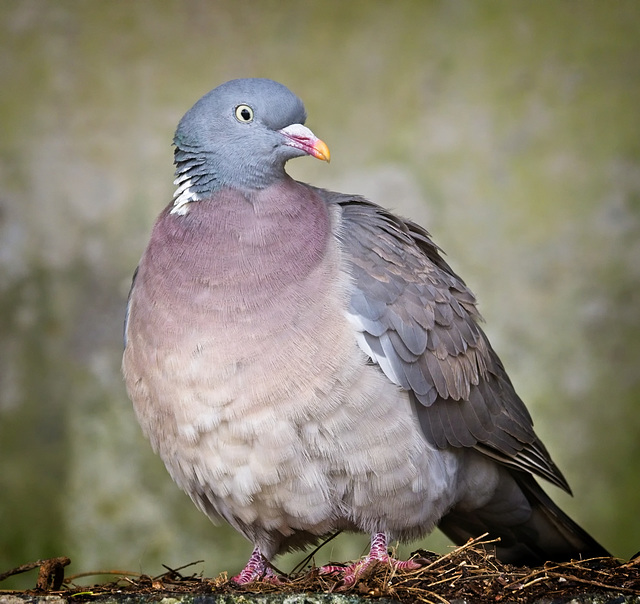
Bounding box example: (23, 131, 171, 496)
(320, 533, 424, 589)
(231, 547, 280, 584)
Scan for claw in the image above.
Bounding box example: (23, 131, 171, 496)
(231, 546, 282, 584)
(319, 533, 425, 590)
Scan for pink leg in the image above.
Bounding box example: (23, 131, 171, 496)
(369, 531, 391, 560)
(231, 547, 279, 584)
(369, 532, 422, 569)
(320, 533, 424, 587)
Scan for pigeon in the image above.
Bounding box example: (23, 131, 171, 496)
(122, 78, 609, 584)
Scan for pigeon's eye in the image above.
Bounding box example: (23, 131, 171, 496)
(235, 105, 254, 123)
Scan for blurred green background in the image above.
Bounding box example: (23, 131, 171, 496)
(1, 0, 639, 589)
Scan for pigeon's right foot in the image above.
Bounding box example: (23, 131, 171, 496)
(231, 547, 281, 584)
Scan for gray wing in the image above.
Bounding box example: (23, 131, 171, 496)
(328, 192, 570, 493)
(123, 266, 139, 348)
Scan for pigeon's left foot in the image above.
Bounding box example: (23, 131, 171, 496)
(231, 547, 281, 584)
(320, 533, 424, 589)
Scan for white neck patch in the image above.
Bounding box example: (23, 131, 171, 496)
(170, 176, 201, 215)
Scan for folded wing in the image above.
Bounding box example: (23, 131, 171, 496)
(329, 193, 570, 493)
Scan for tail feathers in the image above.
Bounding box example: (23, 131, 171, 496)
(438, 470, 609, 566)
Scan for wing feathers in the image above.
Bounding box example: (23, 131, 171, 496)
(331, 194, 570, 493)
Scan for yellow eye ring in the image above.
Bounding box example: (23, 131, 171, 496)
(235, 104, 254, 123)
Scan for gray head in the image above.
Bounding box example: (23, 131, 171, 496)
(172, 78, 330, 210)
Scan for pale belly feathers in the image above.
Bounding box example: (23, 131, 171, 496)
(123, 193, 491, 557)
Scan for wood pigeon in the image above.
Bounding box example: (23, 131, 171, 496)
(122, 78, 608, 584)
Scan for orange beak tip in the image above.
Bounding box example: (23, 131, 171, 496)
(313, 139, 331, 163)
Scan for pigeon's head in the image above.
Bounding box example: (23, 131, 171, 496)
(172, 78, 330, 207)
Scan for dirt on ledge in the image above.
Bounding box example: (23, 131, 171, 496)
(1, 536, 639, 604)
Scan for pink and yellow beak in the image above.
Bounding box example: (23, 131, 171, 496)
(278, 124, 331, 162)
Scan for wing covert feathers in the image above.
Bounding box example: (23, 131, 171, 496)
(330, 194, 570, 493)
